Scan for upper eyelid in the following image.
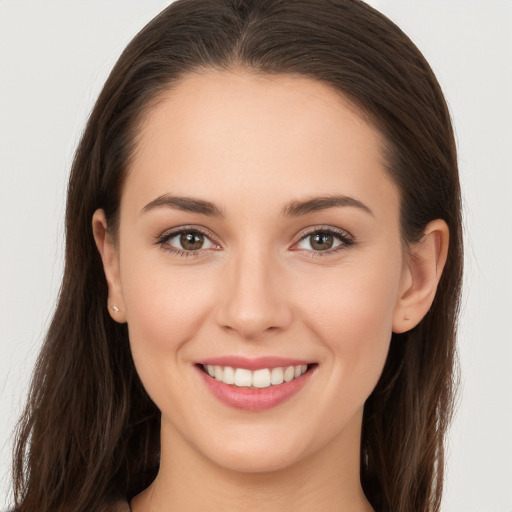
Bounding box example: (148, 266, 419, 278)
(157, 225, 218, 242)
(158, 224, 352, 237)
(156, 224, 354, 249)
(293, 225, 354, 243)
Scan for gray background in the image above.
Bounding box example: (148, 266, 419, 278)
(1, 1, 511, 510)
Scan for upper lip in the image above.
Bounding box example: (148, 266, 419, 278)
(195, 356, 314, 371)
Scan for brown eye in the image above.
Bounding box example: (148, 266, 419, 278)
(180, 232, 204, 250)
(164, 229, 216, 253)
(310, 233, 334, 251)
(295, 228, 353, 254)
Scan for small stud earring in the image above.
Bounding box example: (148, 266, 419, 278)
(110, 305, 120, 313)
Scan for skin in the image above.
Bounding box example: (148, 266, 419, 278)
(93, 69, 448, 512)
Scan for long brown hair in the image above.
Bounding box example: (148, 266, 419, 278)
(12, 1, 462, 511)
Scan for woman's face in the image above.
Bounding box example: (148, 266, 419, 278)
(101, 70, 412, 472)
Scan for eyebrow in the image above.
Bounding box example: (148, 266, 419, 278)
(140, 193, 373, 218)
(141, 194, 225, 217)
(282, 195, 373, 217)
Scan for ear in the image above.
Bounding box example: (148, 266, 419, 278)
(392, 219, 449, 333)
(92, 209, 127, 323)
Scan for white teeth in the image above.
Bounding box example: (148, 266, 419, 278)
(283, 366, 295, 382)
(203, 363, 310, 388)
(252, 369, 271, 388)
(270, 367, 284, 385)
(234, 368, 252, 387)
(223, 366, 235, 384)
(214, 366, 223, 381)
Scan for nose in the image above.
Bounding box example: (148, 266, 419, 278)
(215, 245, 293, 340)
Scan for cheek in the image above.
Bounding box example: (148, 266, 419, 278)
(119, 256, 216, 378)
(296, 260, 400, 334)
(292, 260, 401, 396)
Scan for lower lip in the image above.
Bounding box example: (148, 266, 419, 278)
(196, 366, 315, 412)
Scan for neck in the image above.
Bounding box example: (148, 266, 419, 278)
(131, 410, 373, 512)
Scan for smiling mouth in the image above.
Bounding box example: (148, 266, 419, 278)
(198, 363, 315, 389)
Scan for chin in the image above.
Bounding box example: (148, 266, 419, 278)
(170, 415, 315, 475)
(204, 439, 309, 474)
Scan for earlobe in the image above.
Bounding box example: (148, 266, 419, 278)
(92, 209, 127, 323)
(392, 219, 449, 333)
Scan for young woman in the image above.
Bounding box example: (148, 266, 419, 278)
(11, 1, 462, 511)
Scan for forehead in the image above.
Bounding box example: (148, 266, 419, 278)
(124, 69, 398, 221)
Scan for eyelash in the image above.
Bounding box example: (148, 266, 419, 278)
(155, 225, 355, 259)
(294, 226, 355, 258)
(155, 226, 216, 259)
